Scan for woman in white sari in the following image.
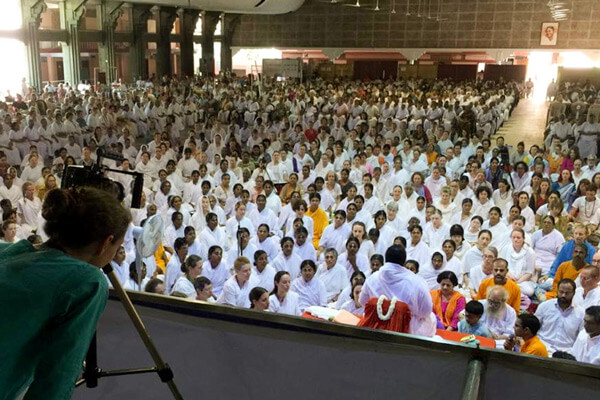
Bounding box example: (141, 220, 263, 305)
(406, 224, 432, 270)
(499, 228, 536, 297)
(291, 260, 328, 313)
(269, 271, 301, 316)
(531, 215, 565, 277)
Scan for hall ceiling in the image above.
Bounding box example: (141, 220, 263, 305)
(123, 0, 306, 14)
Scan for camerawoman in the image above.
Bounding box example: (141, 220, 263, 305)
(0, 186, 131, 400)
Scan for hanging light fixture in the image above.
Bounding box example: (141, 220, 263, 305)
(547, 0, 571, 21)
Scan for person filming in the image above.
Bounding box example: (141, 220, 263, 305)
(0, 186, 131, 400)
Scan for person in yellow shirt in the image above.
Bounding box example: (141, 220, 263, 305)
(476, 258, 521, 313)
(306, 193, 329, 249)
(504, 314, 548, 357)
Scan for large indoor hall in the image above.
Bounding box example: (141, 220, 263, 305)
(1, 0, 600, 399)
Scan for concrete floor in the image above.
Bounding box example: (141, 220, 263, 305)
(493, 98, 548, 150)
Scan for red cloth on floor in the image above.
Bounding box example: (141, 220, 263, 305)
(357, 297, 412, 334)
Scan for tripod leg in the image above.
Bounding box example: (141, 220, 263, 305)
(82, 334, 99, 388)
(103, 267, 183, 400)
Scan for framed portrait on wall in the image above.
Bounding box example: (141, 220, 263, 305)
(540, 22, 559, 46)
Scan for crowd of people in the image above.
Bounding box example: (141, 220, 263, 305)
(1, 74, 599, 366)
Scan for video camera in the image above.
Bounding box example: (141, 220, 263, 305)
(497, 145, 511, 172)
(61, 148, 144, 209)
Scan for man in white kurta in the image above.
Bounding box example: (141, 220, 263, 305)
(535, 280, 584, 354)
(571, 306, 600, 365)
(573, 265, 600, 309)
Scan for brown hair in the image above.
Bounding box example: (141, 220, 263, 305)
(42, 187, 131, 249)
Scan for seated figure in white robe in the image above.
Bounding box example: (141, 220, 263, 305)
(360, 245, 436, 337)
(291, 260, 328, 313)
(217, 256, 259, 308)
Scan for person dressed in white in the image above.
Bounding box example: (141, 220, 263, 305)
(337, 237, 371, 279)
(573, 265, 600, 309)
(570, 306, 600, 365)
(123, 263, 150, 292)
(225, 227, 258, 265)
(532, 215, 566, 277)
(293, 226, 317, 262)
(171, 255, 204, 299)
(468, 247, 497, 298)
(200, 245, 231, 297)
(462, 230, 492, 285)
(252, 250, 276, 293)
(499, 229, 536, 298)
(269, 271, 301, 316)
(291, 260, 328, 313)
(109, 246, 129, 286)
(316, 248, 348, 303)
(249, 224, 280, 262)
(225, 202, 255, 244)
(340, 283, 365, 315)
(423, 210, 450, 248)
(481, 207, 509, 249)
(16, 182, 41, 235)
(318, 210, 351, 256)
(406, 225, 432, 271)
(164, 238, 188, 294)
(418, 251, 452, 290)
(20, 154, 43, 183)
(271, 237, 303, 279)
(479, 287, 517, 341)
(360, 245, 435, 337)
(198, 213, 230, 259)
(217, 256, 259, 308)
(535, 279, 584, 354)
(247, 194, 279, 236)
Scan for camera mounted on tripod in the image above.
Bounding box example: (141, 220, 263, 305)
(62, 148, 144, 209)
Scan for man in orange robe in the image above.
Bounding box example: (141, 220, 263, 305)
(476, 258, 521, 313)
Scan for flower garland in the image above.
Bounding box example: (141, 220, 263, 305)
(376, 295, 398, 321)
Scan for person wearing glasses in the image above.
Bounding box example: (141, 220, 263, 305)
(479, 286, 517, 341)
(316, 248, 346, 304)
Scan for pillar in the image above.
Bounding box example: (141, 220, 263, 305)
(23, 0, 47, 90)
(220, 14, 240, 75)
(180, 9, 199, 77)
(200, 11, 219, 77)
(98, 2, 123, 83)
(60, 0, 87, 86)
(156, 7, 177, 78)
(130, 5, 152, 80)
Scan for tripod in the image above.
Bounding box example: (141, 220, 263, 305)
(76, 264, 183, 399)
